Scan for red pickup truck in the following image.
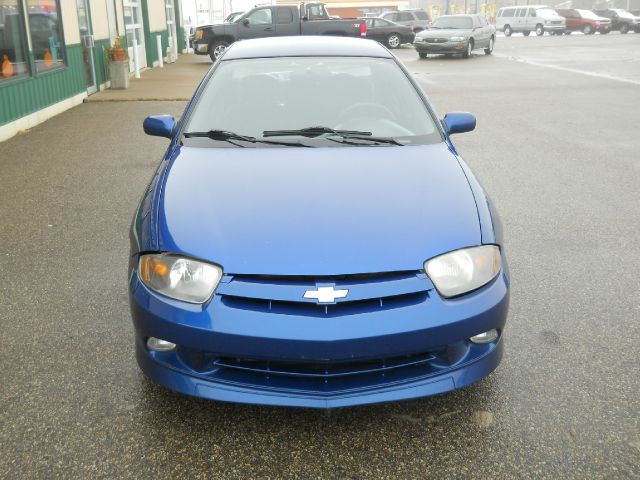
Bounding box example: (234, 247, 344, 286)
(557, 9, 611, 34)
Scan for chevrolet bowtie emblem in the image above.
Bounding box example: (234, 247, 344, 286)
(303, 286, 349, 304)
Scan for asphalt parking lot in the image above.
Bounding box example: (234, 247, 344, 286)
(1, 34, 639, 478)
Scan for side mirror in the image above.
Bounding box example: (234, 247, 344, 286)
(443, 112, 476, 135)
(242, 18, 250, 26)
(143, 115, 176, 138)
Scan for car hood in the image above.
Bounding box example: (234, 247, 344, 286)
(419, 28, 472, 38)
(156, 143, 481, 275)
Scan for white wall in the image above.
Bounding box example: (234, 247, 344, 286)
(148, 0, 168, 31)
(89, 0, 110, 40)
(60, 0, 81, 44)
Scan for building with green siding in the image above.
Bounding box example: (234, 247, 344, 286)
(0, 0, 186, 142)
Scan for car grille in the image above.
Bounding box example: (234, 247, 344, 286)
(551, 20, 564, 25)
(425, 37, 449, 43)
(215, 270, 432, 317)
(174, 341, 472, 392)
(214, 351, 437, 379)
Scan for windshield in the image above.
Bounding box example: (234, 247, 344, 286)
(185, 57, 440, 147)
(612, 9, 634, 18)
(536, 8, 558, 18)
(431, 16, 473, 29)
(225, 12, 243, 22)
(577, 10, 600, 20)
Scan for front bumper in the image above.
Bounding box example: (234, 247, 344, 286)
(543, 24, 566, 32)
(414, 40, 468, 54)
(129, 268, 509, 408)
(193, 42, 209, 55)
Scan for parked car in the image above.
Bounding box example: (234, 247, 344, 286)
(134, 36, 509, 408)
(414, 14, 495, 58)
(594, 9, 640, 33)
(557, 9, 611, 35)
(361, 17, 414, 48)
(496, 5, 566, 36)
(193, 3, 367, 61)
(378, 9, 430, 33)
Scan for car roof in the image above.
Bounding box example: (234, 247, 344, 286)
(500, 4, 550, 8)
(222, 37, 393, 60)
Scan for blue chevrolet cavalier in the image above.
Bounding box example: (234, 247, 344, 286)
(130, 36, 509, 408)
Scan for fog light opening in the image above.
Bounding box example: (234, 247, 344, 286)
(469, 329, 499, 344)
(147, 337, 177, 352)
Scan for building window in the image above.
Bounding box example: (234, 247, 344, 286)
(26, 0, 65, 73)
(0, 0, 30, 82)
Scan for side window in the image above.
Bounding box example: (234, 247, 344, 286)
(247, 8, 273, 25)
(504, 8, 515, 17)
(306, 4, 325, 20)
(276, 7, 293, 24)
(480, 16, 488, 26)
(397, 12, 413, 22)
(0, 0, 30, 82)
(472, 16, 481, 28)
(517, 9, 526, 17)
(27, 1, 66, 72)
(386, 12, 398, 21)
(528, 9, 536, 17)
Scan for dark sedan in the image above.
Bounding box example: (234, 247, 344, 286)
(362, 17, 415, 49)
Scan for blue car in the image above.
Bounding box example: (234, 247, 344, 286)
(130, 37, 509, 408)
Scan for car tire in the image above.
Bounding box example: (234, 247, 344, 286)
(535, 24, 544, 36)
(462, 39, 473, 58)
(582, 24, 593, 35)
(564, 30, 572, 35)
(523, 30, 530, 36)
(209, 40, 229, 61)
(504, 25, 512, 37)
(418, 52, 428, 59)
(386, 33, 401, 49)
(484, 36, 494, 54)
(620, 24, 629, 34)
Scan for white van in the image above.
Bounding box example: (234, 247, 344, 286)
(496, 5, 566, 36)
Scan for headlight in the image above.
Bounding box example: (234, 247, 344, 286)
(450, 36, 467, 41)
(139, 254, 222, 303)
(414, 37, 425, 43)
(424, 245, 501, 298)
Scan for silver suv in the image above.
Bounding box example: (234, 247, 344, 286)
(378, 9, 431, 33)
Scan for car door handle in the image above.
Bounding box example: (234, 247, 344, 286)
(264, 27, 273, 31)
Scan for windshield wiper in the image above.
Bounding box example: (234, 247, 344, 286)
(183, 129, 312, 147)
(324, 135, 405, 147)
(263, 126, 372, 138)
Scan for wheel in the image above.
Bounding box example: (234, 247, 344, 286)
(484, 36, 494, 55)
(582, 24, 592, 35)
(418, 52, 428, 59)
(523, 30, 530, 36)
(386, 33, 401, 49)
(535, 24, 544, 36)
(209, 40, 229, 61)
(620, 24, 629, 34)
(504, 25, 512, 37)
(564, 30, 572, 35)
(462, 39, 474, 58)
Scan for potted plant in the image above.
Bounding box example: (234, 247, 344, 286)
(105, 36, 129, 89)
(106, 36, 128, 62)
